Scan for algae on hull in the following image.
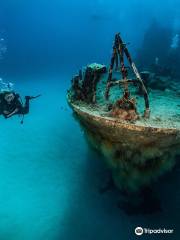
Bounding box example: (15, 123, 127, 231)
(68, 99, 180, 191)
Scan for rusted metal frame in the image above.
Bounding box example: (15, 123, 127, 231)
(105, 33, 150, 118)
(117, 33, 150, 117)
(117, 37, 129, 98)
(105, 34, 128, 100)
(105, 79, 138, 101)
(105, 42, 118, 99)
(108, 79, 138, 86)
(107, 46, 117, 82)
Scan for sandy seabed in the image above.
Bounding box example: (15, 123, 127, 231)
(0, 73, 179, 239)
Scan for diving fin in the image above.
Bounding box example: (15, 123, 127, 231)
(25, 94, 42, 100)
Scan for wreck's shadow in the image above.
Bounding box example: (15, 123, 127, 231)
(56, 149, 180, 240)
(81, 146, 164, 216)
(117, 186, 162, 215)
(118, 155, 180, 216)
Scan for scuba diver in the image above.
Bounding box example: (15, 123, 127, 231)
(0, 91, 41, 123)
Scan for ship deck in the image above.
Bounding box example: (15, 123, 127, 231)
(69, 89, 180, 131)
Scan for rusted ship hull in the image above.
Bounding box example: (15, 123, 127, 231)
(67, 33, 180, 192)
(69, 101, 180, 191)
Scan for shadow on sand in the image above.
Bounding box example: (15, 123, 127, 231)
(56, 147, 180, 239)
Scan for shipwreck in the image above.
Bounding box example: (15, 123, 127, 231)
(67, 33, 180, 192)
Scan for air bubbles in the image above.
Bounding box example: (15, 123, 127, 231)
(170, 34, 179, 49)
(0, 78, 14, 92)
(0, 36, 7, 60)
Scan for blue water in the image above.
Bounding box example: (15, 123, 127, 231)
(0, 0, 180, 239)
(0, 73, 178, 240)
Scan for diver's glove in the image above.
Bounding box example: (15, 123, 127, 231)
(25, 96, 33, 100)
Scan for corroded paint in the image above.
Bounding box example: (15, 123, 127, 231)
(69, 99, 180, 192)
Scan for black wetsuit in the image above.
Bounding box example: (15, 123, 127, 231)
(0, 92, 30, 118)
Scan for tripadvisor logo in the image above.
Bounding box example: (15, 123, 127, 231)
(135, 227, 174, 236)
(135, 227, 143, 236)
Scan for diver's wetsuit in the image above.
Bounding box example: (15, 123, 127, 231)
(0, 92, 30, 118)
